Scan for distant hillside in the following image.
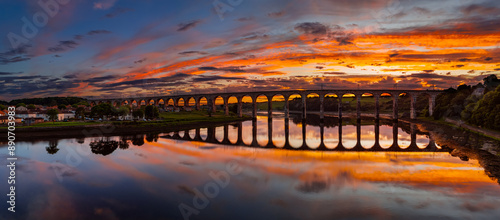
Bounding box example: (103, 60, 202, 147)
(7, 97, 88, 106)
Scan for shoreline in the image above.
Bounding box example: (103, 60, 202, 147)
(0, 115, 251, 141)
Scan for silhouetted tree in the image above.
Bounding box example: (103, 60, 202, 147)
(131, 135, 145, 146)
(91, 103, 117, 119)
(47, 109, 59, 122)
(145, 133, 159, 142)
(58, 104, 67, 110)
(119, 138, 129, 149)
(46, 140, 59, 154)
(132, 109, 144, 119)
(144, 105, 159, 119)
(90, 139, 119, 156)
(27, 104, 36, 110)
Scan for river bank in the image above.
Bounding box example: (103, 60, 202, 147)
(0, 111, 251, 141)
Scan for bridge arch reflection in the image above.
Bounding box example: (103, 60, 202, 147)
(162, 117, 441, 152)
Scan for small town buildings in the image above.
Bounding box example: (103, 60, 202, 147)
(0, 110, 6, 116)
(0, 116, 22, 124)
(16, 111, 38, 119)
(24, 117, 45, 125)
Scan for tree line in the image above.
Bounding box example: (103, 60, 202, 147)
(0, 97, 88, 110)
(433, 74, 500, 130)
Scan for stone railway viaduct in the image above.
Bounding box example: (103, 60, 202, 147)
(88, 89, 443, 120)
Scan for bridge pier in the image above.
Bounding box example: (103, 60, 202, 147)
(237, 122, 243, 144)
(374, 119, 380, 148)
(410, 94, 417, 119)
(338, 118, 343, 149)
(195, 97, 201, 111)
(375, 95, 380, 119)
(393, 93, 399, 120)
(237, 97, 243, 117)
(302, 93, 307, 119)
(268, 118, 273, 147)
(429, 94, 436, 117)
(391, 121, 399, 149)
(356, 94, 361, 119)
(284, 96, 289, 119)
(224, 96, 229, 116)
(301, 119, 307, 148)
(252, 119, 258, 146)
(338, 96, 342, 119)
(268, 96, 273, 118)
(284, 118, 290, 148)
(252, 98, 257, 118)
(320, 95, 324, 120)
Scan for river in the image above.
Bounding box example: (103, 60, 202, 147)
(1, 114, 500, 220)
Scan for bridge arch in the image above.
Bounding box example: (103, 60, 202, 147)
(228, 124, 239, 144)
(188, 129, 196, 139)
(305, 123, 321, 149)
(255, 94, 269, 115)
(341, 123, 357, 149)
(323, 93, 339, 114)
(186, 97, 196, 108)
(416, 134, 430, 149)
(197, 128, 207, 141)
(324, 123, 339, 149)
(175, 97, 185, 107)
(287, 93, 303, 117)
(131, 100, 138, 107)
(360, 122, 376, 149)
(197, 97, 208, 110)
(215, 126, 224, 143)
(165, 98, 174, 106)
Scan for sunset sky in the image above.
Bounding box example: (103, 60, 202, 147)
(1, 0, 499, 100)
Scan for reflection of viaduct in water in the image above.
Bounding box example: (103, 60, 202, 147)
(161, 119, 443, 152)
(89, 89, 442, 120)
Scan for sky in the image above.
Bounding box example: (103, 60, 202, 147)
(0, 0, 499, 101)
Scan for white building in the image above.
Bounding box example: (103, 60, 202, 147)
(16, 111, 38, 119)
(37, 111, 75, 121)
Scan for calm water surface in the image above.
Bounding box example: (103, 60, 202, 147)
(1, 115, 500, 220)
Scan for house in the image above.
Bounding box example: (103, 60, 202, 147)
(24, 118, 45, 125)
(59, 111, 75, 120)
(0, 116, 22, 124)
(0, 110, 6, 116)
(16, 106, 28, 111)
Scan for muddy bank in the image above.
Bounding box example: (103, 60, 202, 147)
(0, 118, 250, 142)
